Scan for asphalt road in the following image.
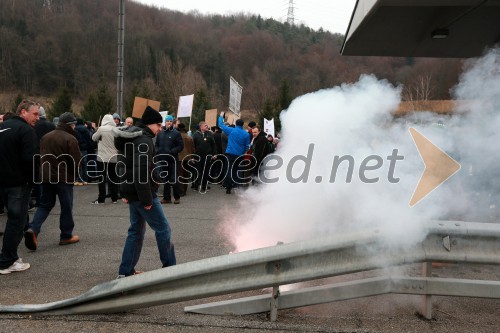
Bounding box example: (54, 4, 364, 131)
(1, 184, 500, 333)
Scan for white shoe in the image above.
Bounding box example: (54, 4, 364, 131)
(0, 258, 30, 275)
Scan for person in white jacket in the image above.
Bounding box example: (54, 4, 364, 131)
(91, 114, 119, 204)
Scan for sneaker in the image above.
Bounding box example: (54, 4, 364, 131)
(112, 201, 118, 204)
(59, 235, 80, 246)
(116, 270, 144, 279)
(74, 182, 84, 186)
(24, 229, 38, 251)
(0, 258, 30, 275)
(160, 199, 172, 204)
(91, 200, 104, 205)
(174, 199, 180, 204)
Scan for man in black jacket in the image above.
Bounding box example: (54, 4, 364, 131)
(74, 118, 92, 184)
(0, 100, 39, 274)
(114, 106, 176, 278)
(155, 115, 183, 204)
(192, 121, 216, 192)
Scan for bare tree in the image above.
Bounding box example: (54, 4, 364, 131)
(402, 74, 434, 110)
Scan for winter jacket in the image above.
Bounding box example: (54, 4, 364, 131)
(192, 130, 216, 156)
(39, 122, 82, 183)
(218, 116, 251, 156)
(75, 121, 92, 152)
(34, 118, 56, 141)
(113, 125, 161, 206)
(251, 131, 270, 165)
(179, 131, 195, 161)
(155, 126, 184, 159)
(92, 114, 118, 163)
(0, 116, 38, 187)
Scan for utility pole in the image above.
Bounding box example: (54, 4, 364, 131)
(287, 0, 295, 26)
(117, 0, 125, 118)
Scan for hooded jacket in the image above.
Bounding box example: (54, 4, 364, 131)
(92, 114, 118, 163)
(113, 125, 160, 206)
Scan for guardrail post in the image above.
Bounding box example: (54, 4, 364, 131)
(421, 262, 432, 319)
(270, 286, 280, 321)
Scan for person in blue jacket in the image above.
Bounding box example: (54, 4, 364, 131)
(218, 112, 251, 194)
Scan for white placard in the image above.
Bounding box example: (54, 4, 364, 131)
(264, 118, 275, 138)
(159, 111, 169, 122)
(177, 94, 194, 118)
(229, 76, 242, 116)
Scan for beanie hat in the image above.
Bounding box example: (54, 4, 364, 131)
(141, 106, 163, 125)
(165, 115, 174, 122)
(113, 113, 121, 120)
(59, 112, 77, 125)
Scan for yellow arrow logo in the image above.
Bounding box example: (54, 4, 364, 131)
(409, 127, 461, 207)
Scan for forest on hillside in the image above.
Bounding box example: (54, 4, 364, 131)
(0, 0, 465, 125)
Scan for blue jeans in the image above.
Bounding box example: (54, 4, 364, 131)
(0, 184, 31, 269)
(29, 183, 75, 240)
(118, 197, 176, 276)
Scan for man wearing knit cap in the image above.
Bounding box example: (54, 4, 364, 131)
(113, 113, 121, 126)
(155, 114, 183, 204)
(24, 112, 82, 251)
(113, 106, 176, 278)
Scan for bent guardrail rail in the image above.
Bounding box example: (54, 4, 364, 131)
(1, 220, 499, 316)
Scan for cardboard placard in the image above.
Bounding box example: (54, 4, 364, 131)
(226, 112, 240, 125)
(132, 97, 161, 119)
(205, 109, 218, 127)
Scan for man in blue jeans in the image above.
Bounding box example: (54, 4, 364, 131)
(114, 106, 176, 278)
(0, 100, 40, 274)
(24, 112, 82, 251)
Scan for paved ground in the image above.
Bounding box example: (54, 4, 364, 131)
(1, 184, 500, 332)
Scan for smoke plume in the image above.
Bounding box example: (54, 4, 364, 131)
(223, 48, 500, 253)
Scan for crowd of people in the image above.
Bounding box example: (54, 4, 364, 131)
(0, 102, 279, 277)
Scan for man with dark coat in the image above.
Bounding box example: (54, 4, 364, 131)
(192, 121, 216, 192)
(24, 112, 82, 251)
(155, 115, 184, 204)
(114, 106, 176, 278)
(75, 118, 92, 184)
(32, 106, 56, 206)
(0, 100, 39, 274)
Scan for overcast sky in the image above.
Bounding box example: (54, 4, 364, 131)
(132, 0, 357, 34)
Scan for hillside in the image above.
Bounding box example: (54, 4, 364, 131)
(0, 0, 464, 124)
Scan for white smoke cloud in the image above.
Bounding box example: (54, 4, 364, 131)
(223, 49, 500, 253)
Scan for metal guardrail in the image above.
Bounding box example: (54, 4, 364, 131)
(185, 276, 500, 317)
(1, 220, 499, 317)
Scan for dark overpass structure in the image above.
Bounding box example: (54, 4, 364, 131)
(341, 0, 500, 58)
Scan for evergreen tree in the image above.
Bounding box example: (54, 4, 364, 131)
(11, 94, 24, 113)
(95, 78, 114, 122)
(192, 88, 212, 125)
(81, 93, 100, 123)
(278, 79, 292, 110)
(49, 87, 72, 119)
(125, 84, 141, 118)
